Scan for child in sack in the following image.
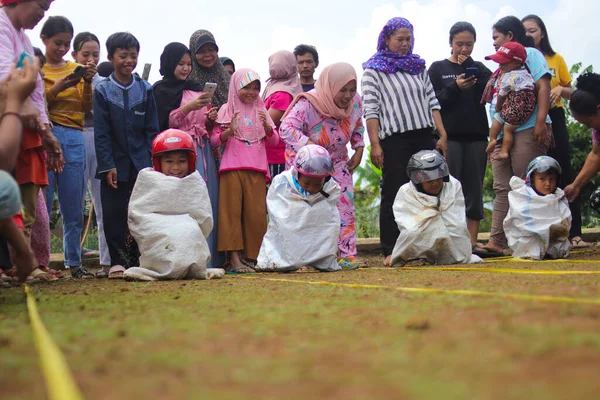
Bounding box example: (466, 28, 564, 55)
(256, 144, 346, 273)
(504, 156, 571, 260)
(124, 129, 224, 281)
(484, 42, 536, 160)
(391, 150, 479, 267)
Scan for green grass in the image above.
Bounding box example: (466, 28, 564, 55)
(1, 259, 600, 399)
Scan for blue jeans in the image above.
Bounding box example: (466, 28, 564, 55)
(45, 125, 86, 267)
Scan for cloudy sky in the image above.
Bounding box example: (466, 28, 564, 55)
(26, 0, 599, 86)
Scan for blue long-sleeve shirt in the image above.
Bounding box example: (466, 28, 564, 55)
(94, 74, 159, 181)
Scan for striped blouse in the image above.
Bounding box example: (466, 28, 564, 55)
(361, 68, 440, 139)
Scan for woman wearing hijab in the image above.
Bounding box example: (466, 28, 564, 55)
(280, 62, 365, 270)
(153, 42, 224, 269)
(262, 50, 303, 178)
(188, 30, 231, 109)
(361, 17, 449, 266)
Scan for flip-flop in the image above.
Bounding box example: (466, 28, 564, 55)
(108, 265, 126, 279)
(571, 238, 592, 248)
(226, 266, 256, 275)
(472, 244, 504, 258)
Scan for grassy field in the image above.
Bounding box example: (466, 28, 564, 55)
(2, 252, 600, 400)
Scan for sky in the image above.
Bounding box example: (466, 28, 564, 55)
(25, 0, 599, 87)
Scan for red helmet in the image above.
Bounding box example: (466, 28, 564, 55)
(152, 129, 197, 172)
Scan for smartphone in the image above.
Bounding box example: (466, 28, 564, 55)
(464, 67, 479, 79)
(71, 65, 85, 79)
(203, 82, 217, 98)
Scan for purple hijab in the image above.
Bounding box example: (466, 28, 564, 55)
(362, 17, 426, 75)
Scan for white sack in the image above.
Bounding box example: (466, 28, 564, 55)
(391, 176, 473, 266)
(256, 170, 341, 272)
(504, 176, 571, 260)
(124, 168, 213, 280)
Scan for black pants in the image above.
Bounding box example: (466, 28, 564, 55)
(0, 235, 10, 271)
(380, 129, 435, 256)
(101, 180, 139, 267)
(548, 107, 582, 238)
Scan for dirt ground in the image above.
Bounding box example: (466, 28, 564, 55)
(1, 249, 600, 400)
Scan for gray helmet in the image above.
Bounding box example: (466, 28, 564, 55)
(525, 156, 562, 185)
(407, 150, 449, 184)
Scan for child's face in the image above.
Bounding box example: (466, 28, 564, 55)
(532, 171, 558, 196)
(159, 151, 190, 178)
(499, 59, 523, 73)
(41, 32, 73, 63)
(108, 47, 138, 79)
(238, 80, 260, 105)
(421, 178, 444, 196)
(72, 40, 100, 66)
(297, 174, 325, 195)
(174, 53, 192, 81)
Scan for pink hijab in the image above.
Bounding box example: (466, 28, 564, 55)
(262, 50, 303, 100)
(216, 68, 275, 142)
(283, 62, 357, 120)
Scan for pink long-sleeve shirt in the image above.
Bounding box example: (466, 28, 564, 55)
(211, 123, 279, 181)
(0, 8, 49, 124)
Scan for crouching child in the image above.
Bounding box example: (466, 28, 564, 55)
(504, 156, 571, 260)
(124, 129, 225, 281)
(391, 150, 478, 267)
(255, 144, 348, 272)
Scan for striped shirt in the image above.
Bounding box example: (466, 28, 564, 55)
(361, 68, 440, 139)
(43, 61, 93, 130)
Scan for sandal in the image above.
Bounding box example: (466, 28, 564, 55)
(29, 268, 58, 282)
(0, 270, 11, 282)
(39, 266, 65, 279)
(338, 258, 360, 271)
(472, 243, 505, 258)
(108, 265, 126, 279)
(225, 265, 256, 274)
(70, 267, 94, 279)
(571, 237, 591, 248)
(95, 268, 109, 279)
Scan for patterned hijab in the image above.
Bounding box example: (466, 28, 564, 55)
(216, 68, 275, 143)
(362, 17, 426, 75)
(262, 50, 303, 100)
(188, 29, 231, 108)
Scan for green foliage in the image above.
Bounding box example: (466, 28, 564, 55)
(354, 164, 381, 238)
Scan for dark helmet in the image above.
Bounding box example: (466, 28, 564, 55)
(525, 156, 562, 186)
(406, 150, 449, 184)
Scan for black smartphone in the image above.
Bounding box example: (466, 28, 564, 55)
(71, 65, 85, 79)
(464, 67, 478, 79)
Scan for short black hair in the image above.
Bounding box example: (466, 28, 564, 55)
(571, 73, 600, 116)
(105, 32, 140, 57)
(493, 16, 534, 48)
(40, 16, 74, 39)
(449, 21, 476, 45)
(521, 15, 556, 57)
(73, 32, 100, 53)
(33, 47, 46, 67)
(293, 44, 319, 65)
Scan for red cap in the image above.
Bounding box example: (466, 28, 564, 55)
(485, 42, 527, 64)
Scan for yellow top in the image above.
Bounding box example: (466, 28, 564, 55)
(43, 61, 92, 130)
(544, 53, 571, 108)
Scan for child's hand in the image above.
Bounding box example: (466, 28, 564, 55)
(13, 247, 36, 283)
(549, 86, 562, 105)
(258, 110, 273, 135)
(83, 62, 97, 83)
(230, 111, 240, 132)
(184, 92, 211, 113)
(53, 74, 80, 93)
(457, 54, 468, 64)
(39, 125, 65, 174)
(205, 106, 218, 121)
(106, 169, 118, 189)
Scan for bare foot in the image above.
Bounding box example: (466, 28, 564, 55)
(384, 255, 391, 266)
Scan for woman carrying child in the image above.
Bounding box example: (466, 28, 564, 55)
(280, 62, 364, 270)
(211, 68, 278, 274)
(153, 42, 224, 268)
(41, 16, 97, 278)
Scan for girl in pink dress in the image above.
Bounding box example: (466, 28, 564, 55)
(280, 62, 365, 268)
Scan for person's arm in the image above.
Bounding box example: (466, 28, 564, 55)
(145, 87, 160, 145)
(347, 100, 365, 172)
(80, 80, 93, 113)
(279, 99, 311, 151)
(551, 54, 574, 103)
(565, 142, 600, 202)
(428, 62, 463, 107)
(495, 94, 507, 112)
(361, 70, 384, 169)
(93, 87, 116, 181)
(0, 217, 35, 282)
(425, 71, 448, 158)
(533, 75, 551, 143)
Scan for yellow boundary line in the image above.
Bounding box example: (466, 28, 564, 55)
(366, 266, 600, 275)
(484, 258, 600, 264)
(25, 285, 84, 400)
(242, 277, 600, 305)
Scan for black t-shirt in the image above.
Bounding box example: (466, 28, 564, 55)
(301, 82, 315, 92)
(428, 58, 492, 141)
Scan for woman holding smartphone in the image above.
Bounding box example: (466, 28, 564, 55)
(153, 42, 224, 268)
(428, 21, 492, 251)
